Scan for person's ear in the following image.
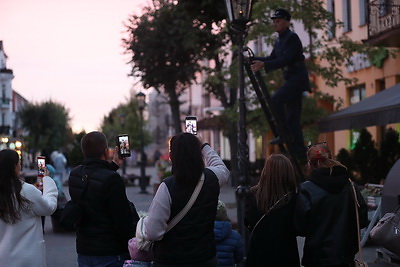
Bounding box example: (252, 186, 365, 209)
(102, 148, 109, 160)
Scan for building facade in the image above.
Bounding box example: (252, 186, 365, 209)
(0, 41, 29, 151)
(316, 0, 400, 155)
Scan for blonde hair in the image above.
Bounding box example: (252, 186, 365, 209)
(307, 142, 346, 174)
(252, 154, 297, 214)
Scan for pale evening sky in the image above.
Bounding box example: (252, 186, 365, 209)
(0, 0, 149, 133)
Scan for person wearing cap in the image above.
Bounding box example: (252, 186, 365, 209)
(214, 200, 244, 267)
(251, 8, 311, 161)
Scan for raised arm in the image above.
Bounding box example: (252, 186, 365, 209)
(201, 143, 230, 187)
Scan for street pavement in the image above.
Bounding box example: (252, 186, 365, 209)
(32, 165, 400, 267)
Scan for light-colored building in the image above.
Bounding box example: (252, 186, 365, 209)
(0, 41, 14, 138)
(0, 41, 29, 151)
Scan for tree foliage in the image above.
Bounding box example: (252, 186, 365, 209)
(123, 1, 210, 134)
(18, 100, 72, 154)
(68, 131, 86, 167)
(336, 128, 400, 185)
(248, 0, 397, 89)
(100, 94, 151, 151)
(378, 128, 400, 180)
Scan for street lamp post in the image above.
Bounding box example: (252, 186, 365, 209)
(224, 0, 253, 254)
(136, 92, 148, 194)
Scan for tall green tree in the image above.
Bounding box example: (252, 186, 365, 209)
(100, 94, 151, 151)
(123, 1, 207, 134)
(177, 0, 243, 183)
(18, 100, 72, 157)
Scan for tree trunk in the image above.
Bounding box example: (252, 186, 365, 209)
(166, 84, 183, 134)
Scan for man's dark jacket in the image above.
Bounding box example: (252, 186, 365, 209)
(294, 166, 368, 266)
(255, 28, 311, 93)
(69, 158, 139, 256)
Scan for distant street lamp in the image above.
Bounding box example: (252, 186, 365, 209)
(136, 92, 148, 194)
(224, 0, 254, 254)
(119, 113, 127, 176)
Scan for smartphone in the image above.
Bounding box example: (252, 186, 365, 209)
(185, 116, 197, 135)
(37, 156, 46, 177)
(115, 134, 131, 158)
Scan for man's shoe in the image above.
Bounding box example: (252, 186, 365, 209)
(269, 136, 283, 145)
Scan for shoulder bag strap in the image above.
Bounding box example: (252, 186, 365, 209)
(250, 192, 290, 238)
(165, 173, 205, 233)
(78, 166, 90, 205)
(349, 179, 364, 264)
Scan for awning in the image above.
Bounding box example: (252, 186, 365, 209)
(319, 83, 400, 132)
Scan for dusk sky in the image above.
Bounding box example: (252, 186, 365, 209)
(1, 0, 149, 133)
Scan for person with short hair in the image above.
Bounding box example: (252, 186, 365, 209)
(68, 131, 139, 267)
(294, 142, 368, 267)
(251, 8, 311, 161)
(0, 149, 58, 267)
(245, 153, 300, 267)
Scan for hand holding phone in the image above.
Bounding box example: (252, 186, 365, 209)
(185, 116, 197, 135)
(115, 134, 131, 158)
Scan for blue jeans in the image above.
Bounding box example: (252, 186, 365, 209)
(78, 253, 130, 267)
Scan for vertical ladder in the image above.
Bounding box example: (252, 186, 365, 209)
(243, 56, 305, 181)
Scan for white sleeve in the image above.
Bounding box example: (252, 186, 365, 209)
(141, 182, 172, 241)
(23, 176, 58, 216)
(202, 144, 230, 187)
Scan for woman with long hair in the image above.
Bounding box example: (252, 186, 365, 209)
(139, 133, 230, 266)
(0, 149, 58, 267)
(244, 153, 300, 267)
(294, 142, 368, 267)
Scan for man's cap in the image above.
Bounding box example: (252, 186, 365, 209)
(271, 9, 291, 21)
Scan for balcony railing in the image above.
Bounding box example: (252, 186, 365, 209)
(368, 0, 400, 46)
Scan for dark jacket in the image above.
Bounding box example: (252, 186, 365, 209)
(255, 28, 311, 93)
(69, 158, 139, 256)
(214, 221, 244, 267)
(153, 168, 220, 264)
(244, 192, 300, 267)
(294, 166, 368, 267)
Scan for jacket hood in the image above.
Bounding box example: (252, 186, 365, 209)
(214, 221, 232, 241)
(309, 166, 349, 194)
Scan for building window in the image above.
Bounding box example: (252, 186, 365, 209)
(343, 0, 352, 32)
(379, 0, 392, 17)
(359, 0, 368, 25)
(327, 0, 336, 39)
(349, 84, 366, 104)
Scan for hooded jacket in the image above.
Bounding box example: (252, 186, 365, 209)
(214, 221, 244, 267)
(294, 166, 368, 267)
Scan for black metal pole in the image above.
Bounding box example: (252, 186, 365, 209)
(139, 108, 148, 194)
(236, 29, 250, 255)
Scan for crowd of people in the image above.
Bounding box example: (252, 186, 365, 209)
(0, 127, 369, 267)
(0, 8, 372, 267)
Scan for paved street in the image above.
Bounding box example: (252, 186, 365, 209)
(31, 165, 400, 267)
